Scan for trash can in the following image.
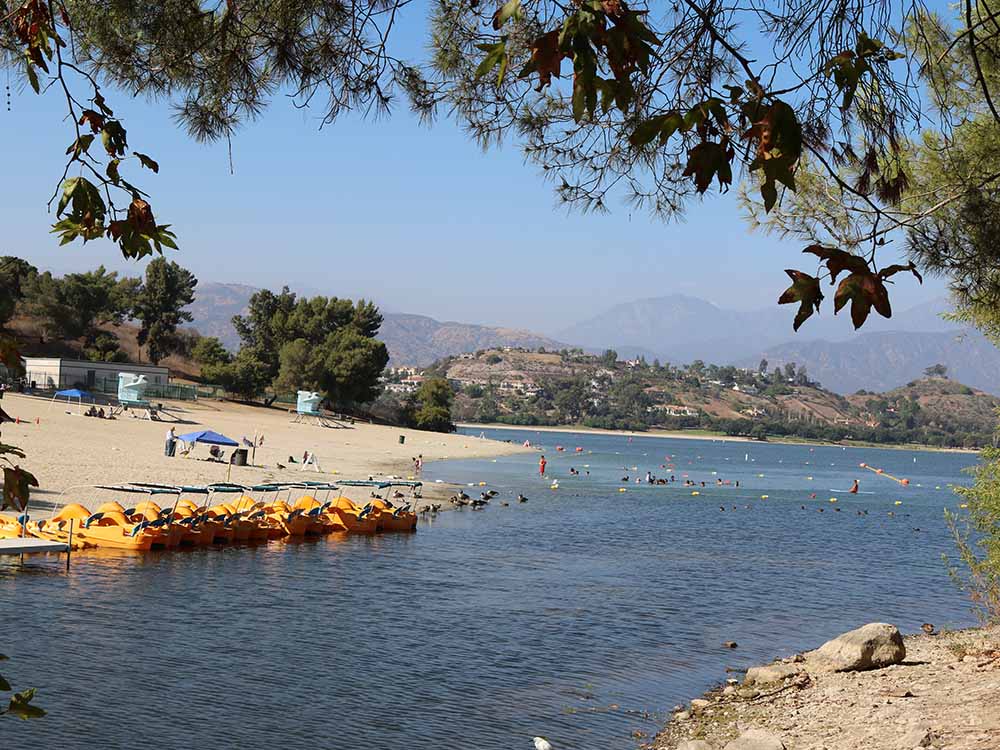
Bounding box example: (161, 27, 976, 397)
(398, 435, 406, 445)
(232, 448, 249, 466)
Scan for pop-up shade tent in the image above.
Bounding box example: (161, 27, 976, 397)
(52, 388, 94, 413)
(176, 430, 239, 447)
(176, 430, 242, 478)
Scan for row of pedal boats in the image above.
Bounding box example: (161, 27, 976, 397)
(0, 480, 421, 551)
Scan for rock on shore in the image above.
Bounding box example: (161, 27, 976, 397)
(653, 623, 1000, 750)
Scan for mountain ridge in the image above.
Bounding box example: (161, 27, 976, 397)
(185, 283, 999, 394)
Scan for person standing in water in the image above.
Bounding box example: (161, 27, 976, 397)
(539, 455, 547, 476)
(849, 479, 859, 494)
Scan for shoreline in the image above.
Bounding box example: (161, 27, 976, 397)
(3, 394, 530, 512)
(652, 623, 1000, 750)
(457, 422, 981, 454)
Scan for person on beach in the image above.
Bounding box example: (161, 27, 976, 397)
(849, 479, 859, 494)
(539, 455, 547, 476)
(416, 455, 423, 473)
(165, 426, 176, 457)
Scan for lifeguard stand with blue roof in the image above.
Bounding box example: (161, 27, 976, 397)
(291, 390, 330, 426)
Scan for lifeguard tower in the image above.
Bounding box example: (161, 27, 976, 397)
(117, 372, 155, 420)
(291, 390, 330, 426)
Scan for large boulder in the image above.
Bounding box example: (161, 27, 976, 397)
(722, 729, 785, 750)
(676, 741, 715, 750)
(744, 662, 802, 685)
(805, 622, 905, 672)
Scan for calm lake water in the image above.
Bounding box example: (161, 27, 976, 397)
(2, 429, 979, 750)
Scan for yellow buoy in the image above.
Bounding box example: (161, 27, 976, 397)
(618, 487, 627, 493)
(959, 503, 969, 509)
(761, 495, 769, 499)
(806, 476, 813, 480)
(479, 482, 487, 486)
(757, 473, 765, 477)
(692, 491, 700, 496)
(829, 497, 838, 503)
(894, 500, 902, 506)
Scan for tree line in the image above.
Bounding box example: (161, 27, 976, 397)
(1, 255, 195, 364)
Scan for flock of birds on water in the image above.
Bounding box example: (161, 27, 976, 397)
(445, 489, 529, 509)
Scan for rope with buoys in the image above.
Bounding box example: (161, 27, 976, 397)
(859, 463, 910, 486)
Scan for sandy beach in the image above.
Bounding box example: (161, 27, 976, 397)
(2, 393, 530, 508)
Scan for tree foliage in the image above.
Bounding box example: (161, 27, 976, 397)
(226, 288, 387, 406)
(6, 1, 1000, 331)
(948, 447, 1000, 623)
(23, 266, 137, 357)
(413, 377, 456, 432)
(0, 257, 38, 327)
(132, 258, 197, 364)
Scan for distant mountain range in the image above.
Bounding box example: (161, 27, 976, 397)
(555, 294, 961, 362)
(188, 283, 564, 366)
(186, 283, 1000, 395)
(748, 329, 1000, 395)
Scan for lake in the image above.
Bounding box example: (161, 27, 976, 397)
(1, 428, 979, 750)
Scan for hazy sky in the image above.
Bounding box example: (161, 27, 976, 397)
(0, 10, 947, 335)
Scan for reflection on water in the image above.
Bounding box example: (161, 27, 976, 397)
(2, 430, 979, 750)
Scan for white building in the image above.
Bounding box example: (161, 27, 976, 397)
(21, 357, 169, 392)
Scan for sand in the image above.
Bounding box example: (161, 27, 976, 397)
(1, 393, 530, 509)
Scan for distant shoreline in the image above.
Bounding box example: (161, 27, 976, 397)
(456, 422, 981, 454)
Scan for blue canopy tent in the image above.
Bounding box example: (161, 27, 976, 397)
(176, 430, 241, 478)
(176, 430, 239, 447)
(51, 388, 94, 414)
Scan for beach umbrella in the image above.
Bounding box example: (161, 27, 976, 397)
(52, 388, 94, 414)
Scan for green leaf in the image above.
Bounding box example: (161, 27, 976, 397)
(25, 63, 39, 94)
(629, 112, 683, 147)
(496, 52, 508, 87)
(778, 269, 824, 331)
(134, 152, 159, 173)
(8, 688, 46, 720)
(834, 271, 892, 329)
(66, 134, 95, 157)
(100, 120, 128, 156)
(474, 42, 507, 81)
(492, 0, 521, 29)
(155, 226, 178, 250)
(56, 177, 81, 217)
(760, 180, 778, 212)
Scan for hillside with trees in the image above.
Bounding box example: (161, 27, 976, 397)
(398, 349, 998, 448)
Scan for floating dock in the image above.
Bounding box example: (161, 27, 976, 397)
(0, 538, 70, 555)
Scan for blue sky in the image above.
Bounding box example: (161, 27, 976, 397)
(0, 7, 947, 334)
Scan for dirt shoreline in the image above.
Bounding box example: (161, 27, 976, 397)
(652, 625, 1000, 750)
(458, 422, 980, 454)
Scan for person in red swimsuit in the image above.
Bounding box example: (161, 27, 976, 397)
(539, 455, 547, 476)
